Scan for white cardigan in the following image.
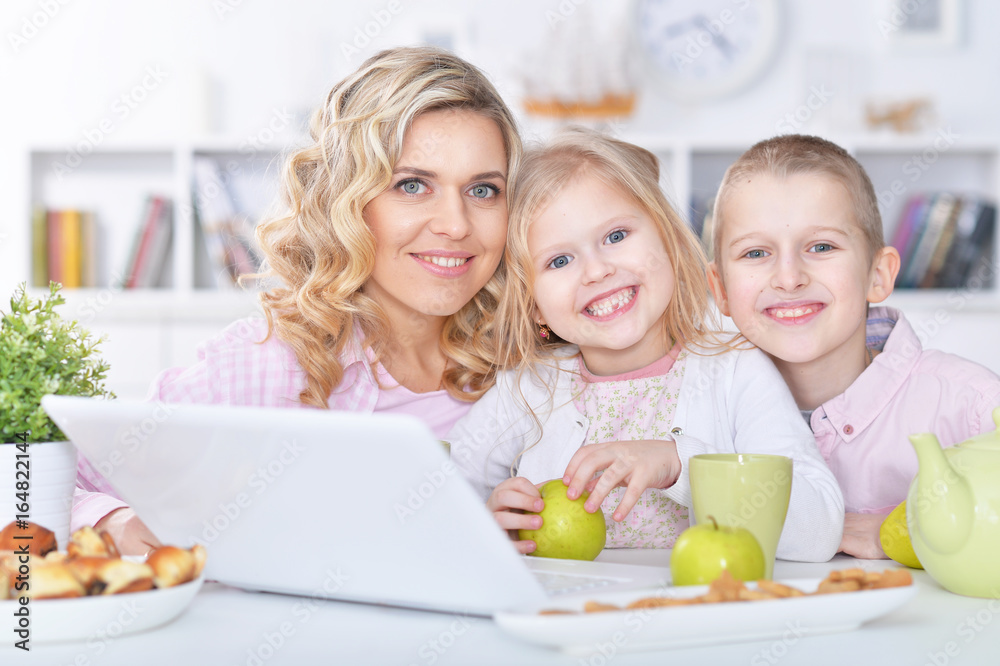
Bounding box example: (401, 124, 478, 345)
(447, 346, 844, 562)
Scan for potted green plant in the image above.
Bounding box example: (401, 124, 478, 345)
(1, 282, 114, 549)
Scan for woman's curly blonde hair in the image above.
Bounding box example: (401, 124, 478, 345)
(254, 46, 522, 408)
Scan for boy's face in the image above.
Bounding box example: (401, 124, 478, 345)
(708, 172, 894, 368)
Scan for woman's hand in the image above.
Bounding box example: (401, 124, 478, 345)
(563, 439, 681, 522)
(94, 507, 162, 557)
(838, 512, 890, 559)
(485, 477, 544, 555)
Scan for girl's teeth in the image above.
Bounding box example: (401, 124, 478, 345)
(418, 255, 468, 268)
(586, 287, 636, 316)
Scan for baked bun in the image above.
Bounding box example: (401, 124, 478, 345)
(66, 526, 120, 559)
(146, 544, 208, 588)
(63, 556, 113, 595)
(93, 559, 154, 595)
(27, 561, 87, 599)
(0, 521, 57, 556)
(0, 567, 9, 600)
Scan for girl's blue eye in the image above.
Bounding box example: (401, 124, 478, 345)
(606, 229, 627, 244)
(469, 184, 499, 199)
(744, 249, 767, 259)
(548, 255, 571, 269)
(811, 243, 834, 253)
(398, 179, 426, 195)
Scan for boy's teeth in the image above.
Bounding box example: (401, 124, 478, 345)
(418, 255, 468, 268)
(586, 287, 636, 316)
(773, 306, 815, 319)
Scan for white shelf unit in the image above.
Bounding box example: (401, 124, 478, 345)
(12, 134, 1000, 396)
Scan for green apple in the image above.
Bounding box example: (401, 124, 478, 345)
(518, 479, 606, 561)
(670, 516, 766, 585)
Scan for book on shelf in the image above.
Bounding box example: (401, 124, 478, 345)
(33, 207, 98, 289)
(122, 194, 173, 289)
(192, 156, 263, 288)
(891, 193, 997, 290)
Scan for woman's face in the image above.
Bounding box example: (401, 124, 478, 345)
(363, 109, 508, 326)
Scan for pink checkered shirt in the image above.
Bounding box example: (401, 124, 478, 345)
(73, 317, 457, 530)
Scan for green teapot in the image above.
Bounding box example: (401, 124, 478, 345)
(907, 406, 1000, 598)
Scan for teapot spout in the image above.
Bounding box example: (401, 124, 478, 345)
(909, 433, 974, 555)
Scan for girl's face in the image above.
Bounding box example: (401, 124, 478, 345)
(363, 109, 508, 327)
(528, 172, 676, 376)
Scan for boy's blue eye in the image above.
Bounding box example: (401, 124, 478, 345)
(606, 229, 627, 244)
(548, 255, 572, 269)
(469, 184, 500, 199)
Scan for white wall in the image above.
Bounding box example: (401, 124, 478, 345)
(2, 0, 999, 393)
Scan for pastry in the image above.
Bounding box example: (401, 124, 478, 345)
(66, 526, 120, 559)
(0, 521, 57, 556)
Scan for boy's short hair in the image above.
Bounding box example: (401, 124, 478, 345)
(713, 134, 884, 264)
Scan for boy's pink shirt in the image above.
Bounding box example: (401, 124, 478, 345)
(73, 317, 470, 531)
(810, 306, 1000, 514)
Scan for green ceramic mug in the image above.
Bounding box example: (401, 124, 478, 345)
(688, 453, 792, 579)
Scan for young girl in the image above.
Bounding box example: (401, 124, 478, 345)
(74, 46, 522, 554)
(448, 128, 844, 561)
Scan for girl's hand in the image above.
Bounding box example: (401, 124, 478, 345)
(563, 439, 681, 522)
(838, 512, 890, 559)
(485, 477, 545, 555)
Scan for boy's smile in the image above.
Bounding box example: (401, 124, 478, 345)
(529, 172, 675, 376)
(709, 171, 896, 406)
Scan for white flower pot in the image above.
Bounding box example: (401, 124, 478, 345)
(0, 440, 78, 551)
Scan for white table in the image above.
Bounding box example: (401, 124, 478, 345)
(21, 552, 1000, 665)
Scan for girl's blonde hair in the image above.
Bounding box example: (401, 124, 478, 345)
(500, 126, 713, 371)
(254, 46, 522, 408)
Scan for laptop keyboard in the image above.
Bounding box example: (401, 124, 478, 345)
(533, 571, 625, 595)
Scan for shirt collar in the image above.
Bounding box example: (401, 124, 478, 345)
(815, 306, 922, 440)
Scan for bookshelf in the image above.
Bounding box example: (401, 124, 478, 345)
(10, 133, 1000, 397)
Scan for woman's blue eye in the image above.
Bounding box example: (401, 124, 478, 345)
(548, 255, 571, 269)
(469, 184, 499, 199)
(398, 179, 426, 195)
(606, 229, 627, 244)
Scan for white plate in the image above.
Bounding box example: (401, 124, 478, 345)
(494, 577, 917, 655)
(0, 574, 204, 645)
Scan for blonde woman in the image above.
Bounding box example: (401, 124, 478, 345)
(75, 46, 522, 554)
(448, 127, 844, 561)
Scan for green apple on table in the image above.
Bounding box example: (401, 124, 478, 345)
(517, 479, 606, 561)
(670, 516, 766, 585)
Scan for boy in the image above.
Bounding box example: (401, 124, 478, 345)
(707, 134, 1000, 559)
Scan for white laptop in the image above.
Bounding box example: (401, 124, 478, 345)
(42, 395, 669, 616)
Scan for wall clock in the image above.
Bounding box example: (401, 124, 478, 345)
(633, 0, 782, 102)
